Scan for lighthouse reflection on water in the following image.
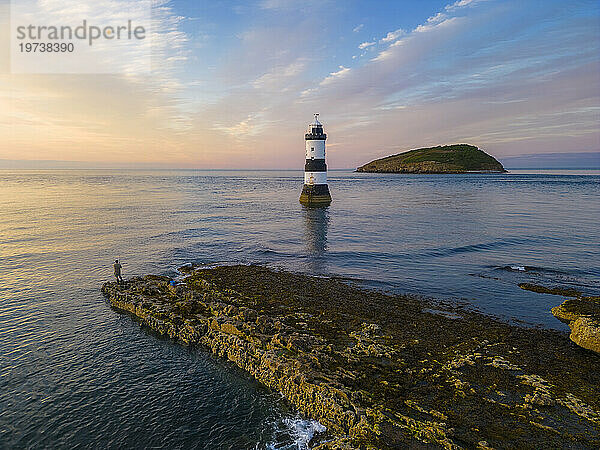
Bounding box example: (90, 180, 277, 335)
(302, 207, 329, 273)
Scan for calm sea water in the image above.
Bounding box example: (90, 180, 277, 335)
(1, 169, 599, 448)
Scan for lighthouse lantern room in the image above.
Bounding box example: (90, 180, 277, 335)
(299, 114, 332, 206)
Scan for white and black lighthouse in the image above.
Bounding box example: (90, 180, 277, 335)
(299, 114, 332, 207)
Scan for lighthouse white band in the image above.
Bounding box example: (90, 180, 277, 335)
(304, 171, 327, 185)
(305, 140, 325, 159)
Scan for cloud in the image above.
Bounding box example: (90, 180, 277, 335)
(380, 28, 405, 43)
(319, 65, 351, 86)
(212, 113, 268, 137)
(426, 12, 447, 25)
(445, 0, 486, 11)
(259, 0, 327, 11)
(358, 41, 375, 49)
(252, 60, 306, 90)
(353, 24, 364, 33)
(259, 0, 296, 9)
(414, 16, 459, 34)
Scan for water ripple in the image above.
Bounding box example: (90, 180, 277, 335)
(1, 169, 598, 448)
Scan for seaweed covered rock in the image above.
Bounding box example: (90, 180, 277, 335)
(102, 265, 600, 449)
(553, 296, 600, 354)
(518, 283, 582, 297)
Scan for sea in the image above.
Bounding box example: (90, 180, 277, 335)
(1, 168, 599, 448)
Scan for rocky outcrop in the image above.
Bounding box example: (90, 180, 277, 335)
(102, 265, 600, 449)
(518, 283, 582, 297)
(552, 296, 600, 354)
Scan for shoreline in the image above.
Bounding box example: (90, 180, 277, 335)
(101, 265, 600, 448)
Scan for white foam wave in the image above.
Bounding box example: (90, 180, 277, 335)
(265, 416, 326, 449)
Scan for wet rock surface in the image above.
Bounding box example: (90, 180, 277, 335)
(553, 296, 600, 354)
(518, 283, 582, 297)
(102, 265, 600, 449)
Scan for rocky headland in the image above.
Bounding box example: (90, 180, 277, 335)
(356, 144, 506, 174)
(101, 265, 599, 448)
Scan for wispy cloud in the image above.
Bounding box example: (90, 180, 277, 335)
(445, 0, 487, 12)
(259, 0, 328, 11)
(380, 28, 405, 43)
(358, 41, 376, 49)
(320, 65, 351, 85)
(252, 60, 306, 90)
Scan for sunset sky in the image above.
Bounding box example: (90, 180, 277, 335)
(0, 0, 598, 169)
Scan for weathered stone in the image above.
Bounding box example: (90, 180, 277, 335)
(220, 321, 244, 337)
(570, 317, 600, 354)
(552, 296, 600, 354)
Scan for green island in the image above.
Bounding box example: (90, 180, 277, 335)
(356, 144, 506, 174)
(102, 265, 599, 449)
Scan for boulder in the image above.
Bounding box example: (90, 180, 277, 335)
(570, 317, 600, 354)
(552, 296, 600, 354)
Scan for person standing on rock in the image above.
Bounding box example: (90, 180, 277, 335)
(113, 259, 123, 284)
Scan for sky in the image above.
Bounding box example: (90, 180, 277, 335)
(0, 0, 598, 169)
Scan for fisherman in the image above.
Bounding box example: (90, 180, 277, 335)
(113, 259, 123, 284)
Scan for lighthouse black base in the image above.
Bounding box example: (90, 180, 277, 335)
(299, 184, 331, 207)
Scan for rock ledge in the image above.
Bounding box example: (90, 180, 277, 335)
(102, 265, 599, 448)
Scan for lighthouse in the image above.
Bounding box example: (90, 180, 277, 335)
(299, 114, 332, 207)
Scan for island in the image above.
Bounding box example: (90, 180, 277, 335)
(101, 265, 599, 449)
(356, 144, 507, 174)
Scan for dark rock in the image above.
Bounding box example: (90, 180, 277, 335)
(519, 283, 582, 297)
